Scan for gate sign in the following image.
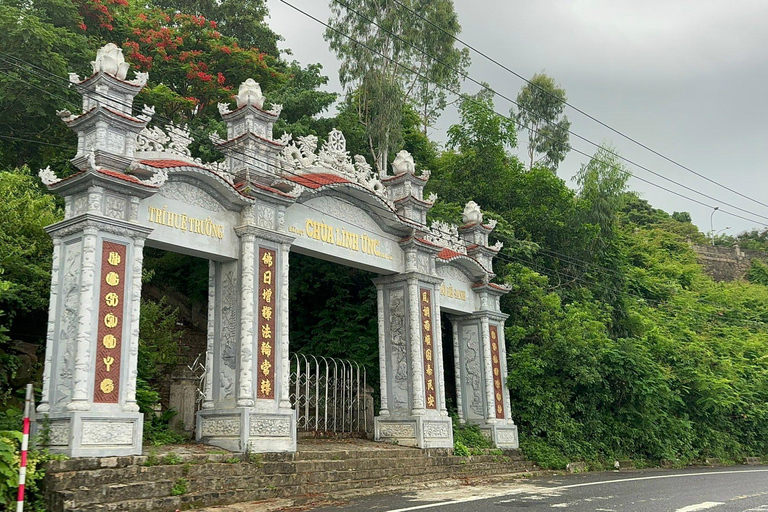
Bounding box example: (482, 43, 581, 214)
(286, 196, 404, 274)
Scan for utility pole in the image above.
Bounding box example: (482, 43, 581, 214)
(710, 206, 719, 246)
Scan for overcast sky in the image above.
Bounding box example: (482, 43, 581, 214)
(266, 0, 768, 236)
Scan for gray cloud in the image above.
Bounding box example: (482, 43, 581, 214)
(268, 0, 768, 234)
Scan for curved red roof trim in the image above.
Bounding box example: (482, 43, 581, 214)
(285, 173, 350, 189)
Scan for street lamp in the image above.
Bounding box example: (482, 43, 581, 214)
(710, 206, 719, 246)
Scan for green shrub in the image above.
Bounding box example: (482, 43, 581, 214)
(170, 477, 188, 496)
(0, 430, 55, 511)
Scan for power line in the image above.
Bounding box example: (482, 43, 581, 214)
(386, 0, 768, 213)
(275, 0, 768, 228)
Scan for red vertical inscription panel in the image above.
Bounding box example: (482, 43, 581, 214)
(94, 242, 127, 403)
(420, 288, 437, 410)
(257, 248, 277, 400)
(489, 325, 504, 418)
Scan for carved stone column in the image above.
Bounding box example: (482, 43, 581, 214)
(449, 306, 518, 449)
(197, 221, 296, 453)
(373, 271, 453, 449)
(38, 180, 154, 457)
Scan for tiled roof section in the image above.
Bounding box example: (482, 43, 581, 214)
(473, 282, 508, 291)
(414, 237, 441, 248)
(221, 103, 278, 118)
(381, 172, 428, 183)
(103, 106, 145, 124)
(285, 173, 350, 189)
(76, 72, 143, 88)
(138, 159, 206, 169)
(220, 131, 284, 147)
(437, 248, 464, 260)
(98, 169, 155, 186)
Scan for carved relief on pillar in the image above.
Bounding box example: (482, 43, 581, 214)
(489, 325, 504, 419)
(256, 248, 277, 400)
(462, 324, 485, 418)
(388, 288, 409, 412)
(419, 288, 437, 410)
(55, 239, 83, 407)
(94, 242, 128, 403)
(219, 263, 238, 401)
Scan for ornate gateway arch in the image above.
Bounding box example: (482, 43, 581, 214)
(37, 44, 518, 457)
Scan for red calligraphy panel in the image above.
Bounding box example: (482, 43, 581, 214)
(94, 242, 127, 403)
(489, 325, 504, 419)
(257, 248, 277, 400)
(420, 288, 437, 410)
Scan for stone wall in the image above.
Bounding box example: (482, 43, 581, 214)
(692, 244, 768, 282)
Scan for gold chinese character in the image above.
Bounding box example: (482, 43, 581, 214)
(422, 291, 428, 303)
(497, 404, 503, 414)
(261, 324, 272, 339)
(261, 306, 272, 320)
(427, 395, 436, 407)
(105, 292, 119, 307)
(492, 342, 498, 351)
(491, 330, 497, 340)
(492, 355, 498, 364)
(105, 272, 120, 286)
(493, 367, 500, 376)
(260, 379, 272, 396)
(422, 306, 430, 318)
(426, 379, 434, 391)
(104, 313, 119, 328)
(263, 270, 272, 285)
(103, 356, 114, 372)
(425, 348, 432, 361)
(496, 392, 502, 401)
(260, 359, 272, 376)
(262, 288, 272, 302)
(424, 334, 431, 346)
(495, 379, 502, 389)
(100, 378, 115, 394)
(102, 334, 117, 349)
(107, 251, 121, 266)
(261, 252, 273, 267)
(260, 342, 272, 357)
(423, 319, 431, 332)
(426, 364, 433, 377)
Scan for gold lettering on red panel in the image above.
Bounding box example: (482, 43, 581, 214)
(420, 287, 437, 410)
(95, 242, 127, 403)
(257, 248, 277, 400)
(489, 325, 504, 419)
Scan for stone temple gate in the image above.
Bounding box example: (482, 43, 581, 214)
(37, 44, 518, 457)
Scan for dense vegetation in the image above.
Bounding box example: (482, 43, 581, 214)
(2, 4, 768, 506)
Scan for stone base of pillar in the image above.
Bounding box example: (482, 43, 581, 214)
(374, 415, 453, 449)
(39, 410, 143, 457)
(196, 407, 296, 453)
(478, 421, 518, 449)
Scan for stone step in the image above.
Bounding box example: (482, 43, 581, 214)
(55, 459, 536, 509)
(67, 468, 537, 512)
(46, 451, 527, 490)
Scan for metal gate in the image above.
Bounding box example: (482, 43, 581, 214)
(289, 354, 370, 434)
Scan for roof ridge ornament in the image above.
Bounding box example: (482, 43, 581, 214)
(91, 43, 130, 80)
(235, 79, 265, 109)
(38, 166, 61, 185)
(278, 129, 388, 200)
(462, 201, 483, 225)
(426, 220, 466, 254)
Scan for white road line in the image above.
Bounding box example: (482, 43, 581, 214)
(381, 469, 768, 512)
(675, 502, 724, 512)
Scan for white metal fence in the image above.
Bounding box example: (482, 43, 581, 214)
(290, 354, 370, 434)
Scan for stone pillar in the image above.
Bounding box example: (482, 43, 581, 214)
(449, 308, 518, 449)
(373, 271, 453, 449)
(39, 204, 153, 457)
(197, 224, 296, 453)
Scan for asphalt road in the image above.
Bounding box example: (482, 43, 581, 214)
(307, 466, 768, 512)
